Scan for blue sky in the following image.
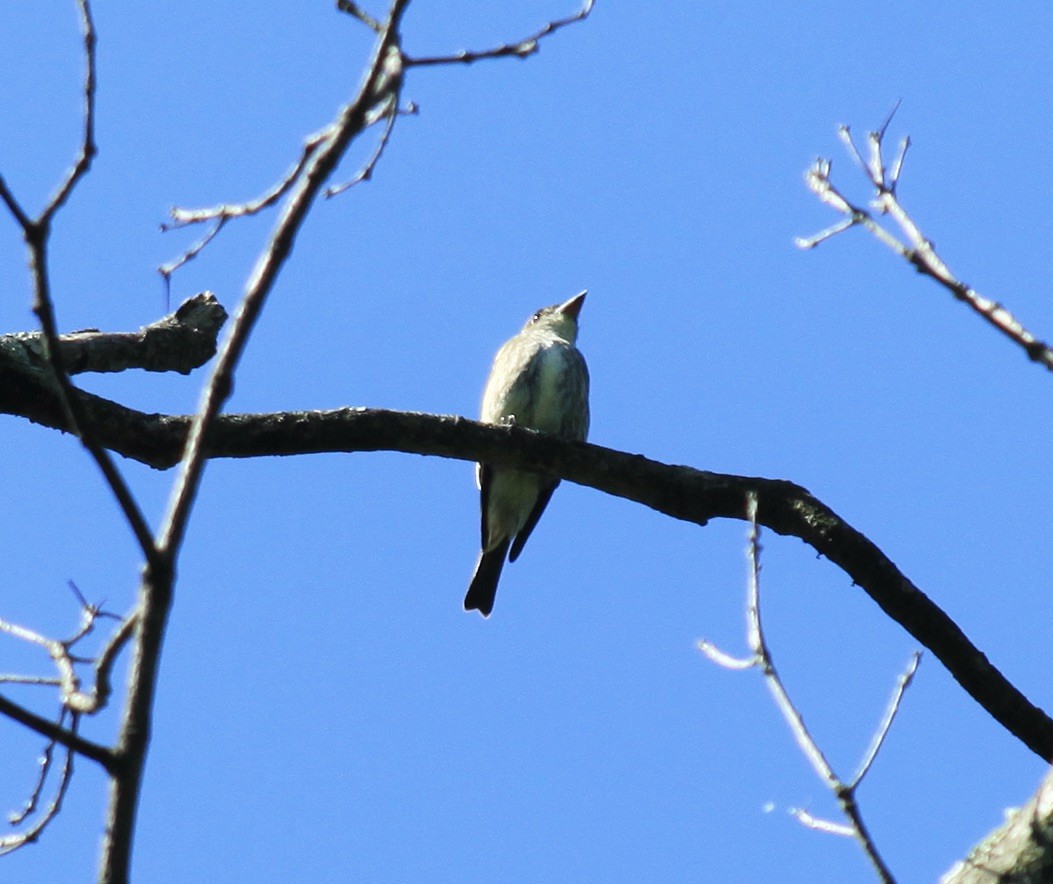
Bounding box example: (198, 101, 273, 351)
(2, 2, 1052, 882)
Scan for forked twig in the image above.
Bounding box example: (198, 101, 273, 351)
(100, 9, 414, 881)
(699, 493, 920, 883)
(0, 711, 77, 856)
(798, 111, 1053, 372)
(403, 0, 594, 67)
(325, 101, 417, 197)
(0, 0, 159, 568)
(159, 131, 328, 283)
(0, 582, 131, 742)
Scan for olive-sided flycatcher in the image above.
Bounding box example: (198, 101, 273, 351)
(464, 290, 591, 617)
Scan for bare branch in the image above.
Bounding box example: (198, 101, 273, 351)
(39, 0, 97, 226)
(0, 676, 62, 687)
(800, 117, 1053, 371)
(326, 101, 418, 198)
(943, 767, 1053, 882)
(851, 652, 921, 789)
(8, 724, 64, 827)
(695, 640, 756, 671)
(888, 136, 909, 191)
(0, 178, 31, 229)
(336, 0, 382, 32)
(158, 220, 225, 304)
(794, 215, 856, 250)
(703, 494, 897, 883)
(159, 132, 327, 281)
(71, 610, 138, 716)
(0, 694, 112, 770)
(2, 293, 226, 377)
(101, 5, 414, 880)
(874, 99, 902, 145)
(837, 125, 868, 175)
(790, 808, 857, 838)
(403, 0, 594, 67)
(0, 0, 159, 569)
(162, 140, 326, 233)
(0, 715, 77, 856)
(157, 18, 406, 562)
(1, 385, 1050, 763)
(0, 588, 131, 719)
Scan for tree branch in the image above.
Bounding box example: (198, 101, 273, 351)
(798, 117, 1053, 372)
(403, 0, 594, 67)
(0, 715, 77, 856)
(1, 292, 226, 376)
(0, 694, 113, 771)
(99, 5, 413, 882)
(5, 399, 1047, 761)
(0, 0, 159, 571)
(700, 495, 899, 882)
(943, 766, 1053, 882)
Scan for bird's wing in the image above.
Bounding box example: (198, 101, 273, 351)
(508, 479, 560, 562)
(481, 336, 541, 425)
(561, 345, 590, 440)
(478, 463, 494, 548)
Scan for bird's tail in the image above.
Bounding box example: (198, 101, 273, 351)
(464, 538, 511, 618)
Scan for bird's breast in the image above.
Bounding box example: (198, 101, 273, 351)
(481, 333, 588, 440)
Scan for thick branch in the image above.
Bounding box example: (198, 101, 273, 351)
(943, 766, 1053, 882)
(3, 401, 1047, 760)
(0, 292, 226, 376)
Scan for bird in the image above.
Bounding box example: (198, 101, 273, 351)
(464, 290, 591, 617)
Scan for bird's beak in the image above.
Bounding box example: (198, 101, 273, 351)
(558, 290, 587, 320)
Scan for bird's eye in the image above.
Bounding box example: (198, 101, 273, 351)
(530, 310, 544, 322)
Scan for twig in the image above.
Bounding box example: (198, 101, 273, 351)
(325, 101, 418, 198)
(798, 113, 1053, 372)
(696, 640, 755, 670)
(0, 587, 131, 718)
(157, 23, 405, 561)
(403, 0, 594, 67)
(699, 493, 905, 883)
(39, 0, 97, 227)
(336, 0, 382, 33)
(158, 132, 328, 282)
(0, 179, 31, 230)
(8, 722, 62, 826)
(0, 676, 62, 687)
(71, 609, 139, 716)
(0, 0, 160, 569)
(852, 652, 921, 789)
(0, 693, 112, 770)
(790, 808, 856, 838)
(158, 218, 226, 304)
(0, 711, 77, 856)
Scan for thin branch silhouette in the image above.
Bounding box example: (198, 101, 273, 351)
(0, 0, 159, 568)
(403, 0, 595, 67)
(798, 112, 1053, 371)
(700, 494, 917, 883)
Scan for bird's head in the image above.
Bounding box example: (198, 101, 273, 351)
(523, 290, 587, 343)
